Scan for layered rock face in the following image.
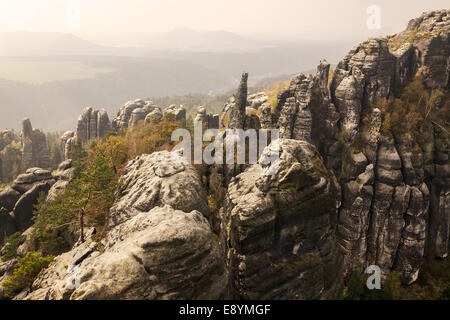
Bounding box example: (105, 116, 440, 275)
(0, 168, 55, 245)
(59, 108, 111, 159)
(3, 10, 448, 301)
(21, 119, 51, 172)
(59, 131, 75, 160)
(221, 139, 342, 299)
(75, 107, 111, 145)
(112, 99, 186, 131)
(22, 150, 228, 300)
(45, 160, 73, 202)
(108, 151, 210, 227)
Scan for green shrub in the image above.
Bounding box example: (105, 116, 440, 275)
(1, 252, 53, 297)
(1, 232, 25, 262)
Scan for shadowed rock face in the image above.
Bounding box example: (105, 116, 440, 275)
(221, 72, 260, 130)
(0, 168, 55, 245)
(21, 118, 51, 172)
(5, 10, 449, 300)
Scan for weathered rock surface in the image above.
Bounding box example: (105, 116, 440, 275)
(75, 107, 111, 145)
(46, 160, 73, 202)
(330, 10, 450, 284)
(60, 131, 75, 160)
(21, 151, 227, 300)
(0, 168, 55, 245)
(0, 130, 21, 183)
(108, 150, 210, 227)
(217, 10, 449, 286)
(221, 139, 342, 299)
(0, 259, 18, 299)
(163, 105, 186, 121)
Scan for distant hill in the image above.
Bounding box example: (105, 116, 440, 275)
(0, 30, 356, 131)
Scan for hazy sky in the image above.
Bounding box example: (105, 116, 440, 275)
(0, 0, 448, 39)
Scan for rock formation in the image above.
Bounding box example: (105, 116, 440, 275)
(217, 10, 449, 285)
(1, 10, 448, 300)
(163, 105, 186, 121)
(59, 108, 111, 159)
(20, 119, 51, 172)
(194, 106, 219, 129)
(21, 150, 227, 300)
(0, 130, 21, 183)
(45, 160, 73, 202)
(75, 107, 111, 145)
(221, 139, 342, 299)
(59, 131, 75, 160)
(0, 168, 55, 245)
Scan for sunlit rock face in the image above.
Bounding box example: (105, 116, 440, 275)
(20, 150, 227, 300)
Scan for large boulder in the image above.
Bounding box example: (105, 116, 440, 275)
(75, 107, 111, 145)
(20, 118, 51, 172)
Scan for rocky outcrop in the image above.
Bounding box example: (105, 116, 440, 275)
(21, 150, 227, 300)
(112, 99, 156, 130)
(221, 139, 342, 299)
(59, 131, 75, 160)
(46, 160, 73, 202)
(108, 150, 210, 227)
(0, 168, 55, 245)
(163, 105, 186, 121)
(75, 107, 111, 145)
(229, 73, 248, 129)
(59, 108, 111, 159)
(2, 10, 448, 301)
(217, 10, 449, 286)
(194, 106, 219, 129)
(112, 99, 186, 131)
(0, 130, 21, 183)
(329, 10, 450, 284)
(20, 119, 51, 172)
(0, 259, 18, 299)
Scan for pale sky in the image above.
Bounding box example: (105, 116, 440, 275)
(0, 0, 448, 39)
